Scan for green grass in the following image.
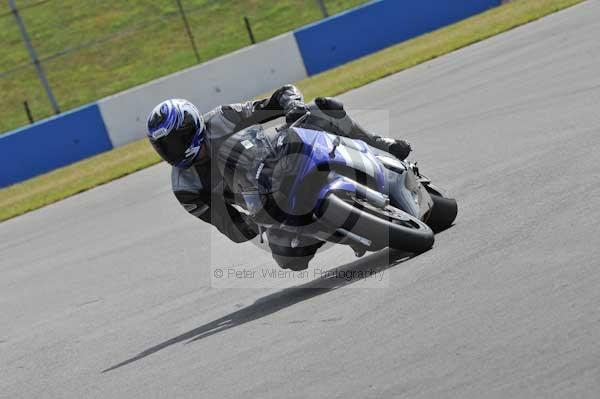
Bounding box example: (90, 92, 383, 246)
(0, 0, 367, 134)
(0, 0, 586, 222)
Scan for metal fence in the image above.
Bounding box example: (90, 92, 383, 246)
(0, 0, 367, 134)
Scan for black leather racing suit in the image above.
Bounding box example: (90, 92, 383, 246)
(171, 85, 408, 266)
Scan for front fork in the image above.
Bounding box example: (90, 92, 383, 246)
(316, 174, 390, 210)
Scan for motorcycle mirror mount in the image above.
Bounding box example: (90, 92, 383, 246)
(329, 136, 341, 159)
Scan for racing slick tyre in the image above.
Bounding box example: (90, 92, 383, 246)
(422, 182, 458, 233)
(319, 193, 434, 253)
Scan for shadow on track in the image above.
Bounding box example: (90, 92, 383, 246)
(103, 248, 414, 373)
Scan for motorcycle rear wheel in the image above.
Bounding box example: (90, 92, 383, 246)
(421, 182, 458, 233)
(426, 194, 458, 233)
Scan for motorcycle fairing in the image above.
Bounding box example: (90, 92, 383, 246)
(287, 127, 386, 211)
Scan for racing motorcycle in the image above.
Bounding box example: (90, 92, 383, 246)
(217, 111, 458, 267)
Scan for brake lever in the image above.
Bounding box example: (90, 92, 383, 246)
(288, 110, 311, 129)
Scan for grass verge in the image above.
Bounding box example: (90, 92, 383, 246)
(0, 0, 585, 222)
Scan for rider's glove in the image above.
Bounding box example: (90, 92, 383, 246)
(285, 104, 309, 124)
(389, 139, 412, 161)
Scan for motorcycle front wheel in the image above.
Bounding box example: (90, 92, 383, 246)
(318, 193, 434, 253)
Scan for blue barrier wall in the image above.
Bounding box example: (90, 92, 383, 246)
(0, 104, 112, 187)
(294, 0, 501, 75)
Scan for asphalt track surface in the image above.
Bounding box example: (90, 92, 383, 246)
(2, 2, 600, 398)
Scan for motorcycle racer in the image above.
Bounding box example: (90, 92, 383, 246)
(146, 85, 412, 268)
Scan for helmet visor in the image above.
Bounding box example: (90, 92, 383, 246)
(151, 123, 197, 166)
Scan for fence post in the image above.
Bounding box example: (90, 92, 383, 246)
(315, 0, 329, 18)
(244, 16, 256, 44)
(8, 0, 61, 115)
(23, 100, 34, 124)
(174, 0, 201, 63)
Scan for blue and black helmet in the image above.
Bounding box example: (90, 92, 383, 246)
(146, 99, 205, 168)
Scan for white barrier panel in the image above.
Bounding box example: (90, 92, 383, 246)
(98, 32, 307, 147)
